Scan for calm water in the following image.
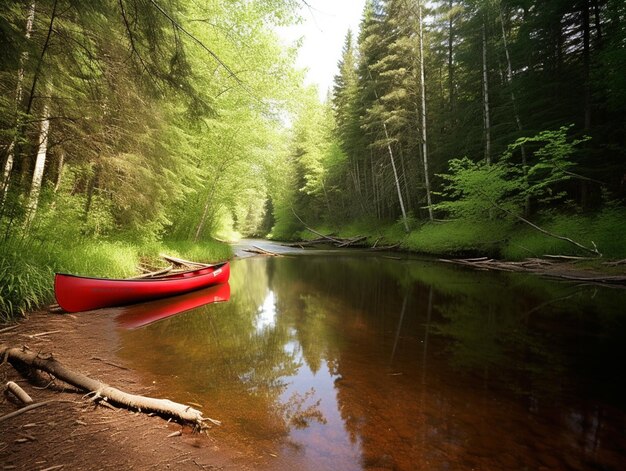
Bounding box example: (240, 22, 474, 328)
(115, 255, 626, 470)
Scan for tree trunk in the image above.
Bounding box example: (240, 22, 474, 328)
(499, 2, 529, 214)
(582, 0, 591, 130)
(592, 0, 602, 45)
(25, 0, 58, 118)
(194, 187, 217, 242)
(482, 19, 491, 164)
(54, 149, 64, 192)
(83, 162, 100, 222)
(419, 1, 434, 220)
(448, 0, 456, 111)
(24, 97, 51, 226)
(383, 123, 409, 232)
(1, 1, 36, 201)
(398, 147, 412, 213)
(370, 151, 380, 219)
(367, 65, 408, 228)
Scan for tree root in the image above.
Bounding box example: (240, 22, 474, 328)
(0, 345, 220, 430)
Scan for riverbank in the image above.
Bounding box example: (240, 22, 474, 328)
(1, 241, 625, 470)
(273, 212, 626, 279)
(0, 307, 275, 470)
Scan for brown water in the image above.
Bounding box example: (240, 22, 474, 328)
(115, 255, 626, 470)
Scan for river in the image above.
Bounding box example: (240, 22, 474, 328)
(113, 244, 626, 470)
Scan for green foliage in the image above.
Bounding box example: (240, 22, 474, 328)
(0, 0, 302, 319)
(434, 157, 522, 219)
(502, 126, 589, 205)
(274, 0, 626, 243)
(162, 239, 233, 264)
(435, 127, 590, 220)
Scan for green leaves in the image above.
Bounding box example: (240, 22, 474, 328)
(436, 126, 590, 220)
(435, 157, 523, 219)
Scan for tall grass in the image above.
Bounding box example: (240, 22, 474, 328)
(403, 220, 515, 257)
(0, 237, 232, 323)
(162, 239, 233, 263)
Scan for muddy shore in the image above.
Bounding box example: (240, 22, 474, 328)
(0, 308, 275, 471)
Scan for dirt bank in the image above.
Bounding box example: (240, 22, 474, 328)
(0, 309, 273, 471)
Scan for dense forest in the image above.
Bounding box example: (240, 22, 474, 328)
(272, 0, 625, 258)
(0, 0, 301, 317)
(1, 0, 625, 319)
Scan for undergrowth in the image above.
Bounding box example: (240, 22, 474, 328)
(283, 207, 626, 261)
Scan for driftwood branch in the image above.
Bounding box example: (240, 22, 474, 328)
(1, 345, 220, 429)
(243, 245, 280, 256)
(5, 381, 33, 404)
(0, 399, 74, 424)
(128, 265, 173, 279)
(291, 208, 343, 244)
(604, 259, 626, 266)
(159, 254, 212, 268)
(440, 257, 626, 286)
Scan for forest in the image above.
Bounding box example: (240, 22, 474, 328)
(1, 0, 625, 320)
(275, 0, 626, 257)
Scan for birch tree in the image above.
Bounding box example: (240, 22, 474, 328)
(418, 0, 434, 220)
(481, 18, 491, 164)
(24, 94, 50, 226)
(1, 0, 36, 200)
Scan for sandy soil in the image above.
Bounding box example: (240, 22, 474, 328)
(0, 308, 273, 471)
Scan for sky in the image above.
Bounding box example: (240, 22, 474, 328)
(277, 0, 367, 100)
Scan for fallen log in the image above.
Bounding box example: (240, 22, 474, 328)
(336, 236, 367, 248)
(603, 259, 626, 266)
(1, 345, 220, 430)
(282, 238, 331, 247)
(250, 245, 280, 256)
(439, 258, 626, 286)
(290, 208, 343, 244)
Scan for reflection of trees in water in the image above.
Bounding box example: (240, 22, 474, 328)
(117, 258, 303, 438)
(117, 255, 626, 470)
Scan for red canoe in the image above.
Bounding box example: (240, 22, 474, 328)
(54, 262, 230, 313)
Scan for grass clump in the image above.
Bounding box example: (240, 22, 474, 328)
(162, 239, 232, 264)
(403, 220, 514, 257)
(0, 244, 52, 317)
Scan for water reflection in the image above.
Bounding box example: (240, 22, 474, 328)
(116, 255, 626, 470)
(114, 283, 231, 329)
(256, 291, 277, 332)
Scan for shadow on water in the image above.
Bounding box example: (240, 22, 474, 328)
(115, 255, 626, 471)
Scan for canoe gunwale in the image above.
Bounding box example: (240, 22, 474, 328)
(54, 262, 228, 283)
